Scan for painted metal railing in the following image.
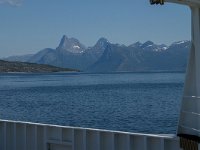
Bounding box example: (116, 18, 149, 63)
(0, 120, 181, 150)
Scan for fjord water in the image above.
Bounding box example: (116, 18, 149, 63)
(0, 72, 184, 134)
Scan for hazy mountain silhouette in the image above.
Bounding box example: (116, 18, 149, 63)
(4, 35, 190, 72)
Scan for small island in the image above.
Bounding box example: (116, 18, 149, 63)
(0, 60, 79, 73)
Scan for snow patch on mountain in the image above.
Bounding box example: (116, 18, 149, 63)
(172, 40, 189, 45)
(73, 45, 80, 49)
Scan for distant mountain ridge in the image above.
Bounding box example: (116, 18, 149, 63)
(4, 35, 190, 72)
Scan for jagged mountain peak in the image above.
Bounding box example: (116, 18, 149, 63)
(85, 37, 111, 57)
(169, 40, 191, 50)
(129, 41, 155, 49)
(94, 37, 110, 48)
(97, 37, 109, 42)
(129, 41, 142, 47)
(57, 35, 86, 53)
(141, 41, 155, 48)
(144, 40, 154, 44)
(139, 41, 169, 52)
(172, 40, 189, 45)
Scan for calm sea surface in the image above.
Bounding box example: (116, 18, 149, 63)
(0, 72, 185, 134)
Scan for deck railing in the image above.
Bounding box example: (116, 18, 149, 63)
(0, 119, 182, 150)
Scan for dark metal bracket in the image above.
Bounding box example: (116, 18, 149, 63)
(178, 134, 200, 150)
(150, 0, 164, 5)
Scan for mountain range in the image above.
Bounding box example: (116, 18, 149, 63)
(4, 35, 190, 72)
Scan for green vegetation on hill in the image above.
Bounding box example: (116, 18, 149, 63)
(0, 60, 79, 73)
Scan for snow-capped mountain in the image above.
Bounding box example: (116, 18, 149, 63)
(130, 41, 168, 52)
(4, 36, 190, 72)
(57, 35, 86, 53)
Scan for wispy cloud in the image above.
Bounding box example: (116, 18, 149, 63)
(0, 0, 23, 6)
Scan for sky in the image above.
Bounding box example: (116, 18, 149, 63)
(0, 0, 190, 57)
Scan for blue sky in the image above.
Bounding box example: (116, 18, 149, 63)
(0, 0, 190, 57)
